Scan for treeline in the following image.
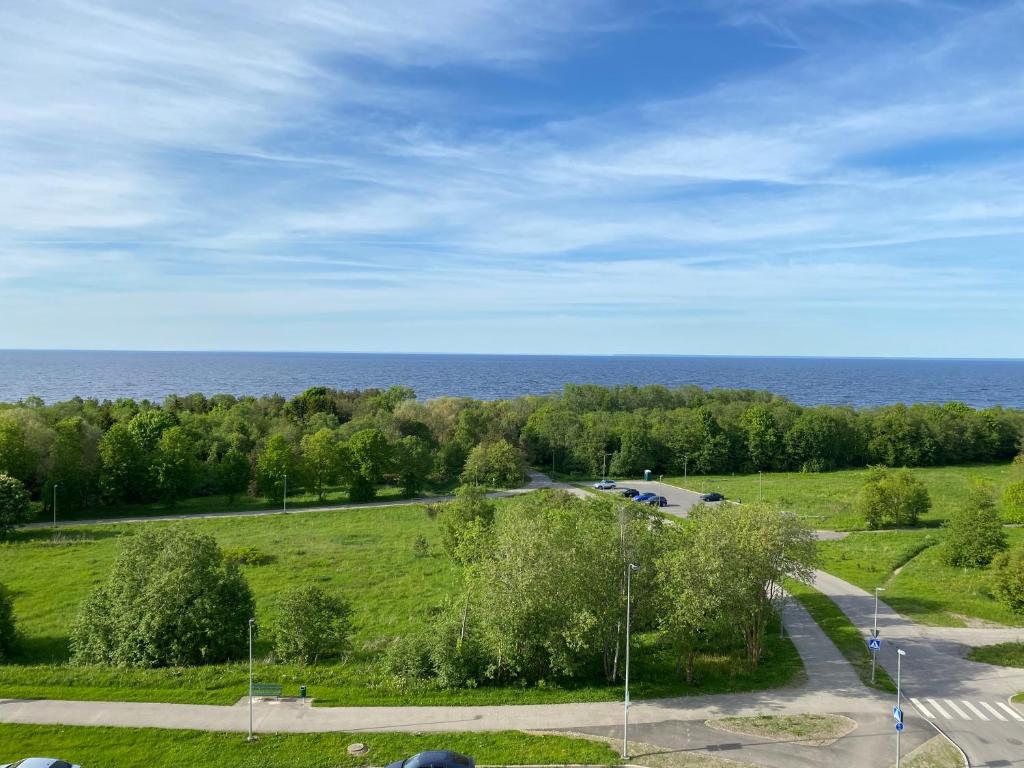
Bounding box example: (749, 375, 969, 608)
(0, 383, 1021, 513)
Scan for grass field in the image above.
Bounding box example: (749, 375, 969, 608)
(817, 529, 1024, 627)
(0, 501, 802, 705)
(664, 463, 1020, 530)
(785, 581, 896, 692)
(0, 725, 620, 768)
(966, 642, 1024, 667)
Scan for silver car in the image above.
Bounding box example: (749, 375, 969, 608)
(1, 759, 80, 768)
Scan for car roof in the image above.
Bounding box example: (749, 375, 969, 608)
(9, 760, 76, 768)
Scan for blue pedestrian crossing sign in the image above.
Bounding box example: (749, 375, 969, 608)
(893, 706, 903, 723)
(895, 721, 904, 732)
(868, 637, 882, 651)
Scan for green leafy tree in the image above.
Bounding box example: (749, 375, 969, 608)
(0, 474, 32, 540)
(300, 428, 343, 501)
(254, 434, 296, 501)
(99, 421, 146, 504)
(151, 426, 200, 505)
(437, 485, 496, 564)
(71, 527, 255, 667)
(272, 585, 353, 665)
(992, 545, 1024, 613)
(741, 404, 782, 471)
(47, 416, 101, 511)
(0, 420, 38, 488)
(460, 439, 527, 488)
(854, 467, 931, 529)
(1002, 480, 1024, 524)
(941, 485, 1008, 567)
(346, 428, 391, 501)
(217, 446, 251, 504)
(397, 435, 434, 496)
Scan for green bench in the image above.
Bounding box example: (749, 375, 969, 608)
(251, 683, 283, 699)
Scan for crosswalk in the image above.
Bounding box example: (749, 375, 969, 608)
(911, 698, 1024, 723)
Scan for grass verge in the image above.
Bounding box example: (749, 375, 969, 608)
(786, 581, 896, 692)
(705, 714, 856, 746)
(899, 734, 965, 768)
(966, 642, 1024, 667)
(0, 725, 620, 768)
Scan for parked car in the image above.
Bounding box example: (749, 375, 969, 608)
(1, 760, 81, 768)
(620, 487, 639, 498)
(700, 492, 725, 502)
(642, 495, 668, 507)
(385, 752, 475, 768)
(633, 492, 655, 502)
(593, 479, 616, 490)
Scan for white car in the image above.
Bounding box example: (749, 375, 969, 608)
(593, 479, 616, 490)
(1, 759, 80, 768)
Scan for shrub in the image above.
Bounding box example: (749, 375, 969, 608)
(71, 528, 255, 667)
(854, 467, 930, 529)
(941, 485, 1008, 568)
(1002, 480, 1024, 524)
(222, 545, 274, 566)
(992, 546, 1024, 613)
(0, 473, 32, 540)
(437, 485, 495, 564)
(272, 585, 352, 665)
(412, 535, 430, 558)
(0, 583, 15, 660)
(460, 439, 527, 488)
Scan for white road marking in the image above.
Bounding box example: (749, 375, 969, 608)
(911, 698, 935, 718)
(928, 699, 952, 718)
(962, 701, 988, 720)
(980, 702, 1007, 721)
(997, 702, 1024, 722)
(944, 700, 971, 719)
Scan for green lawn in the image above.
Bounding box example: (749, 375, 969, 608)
(0, 725, 620, 768)
(966, 642, 1024, 667)
(664, 463, 1019, 531)
(818, 529, 1024, 627)
(786, 580, 896, 692)
(0, 503, 802, 706)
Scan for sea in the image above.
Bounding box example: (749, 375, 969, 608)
(0, 350, 1022, 408)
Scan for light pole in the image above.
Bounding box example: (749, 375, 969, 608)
(758, 471, 763, 502)
(896, 648, 906, 768)
(602, 453, 612, 481)
(283, 474, 287, 513)
(247, 617, 256, 742)
(52, 484, 59, 529)
(872, 587, 885, 683)
(623, 562, 641, 759)
(683, 456, 688, 482)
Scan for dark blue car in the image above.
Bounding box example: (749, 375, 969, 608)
(642, 495, 668, 507)
(385, 752, 475, 768)
(634, 492, 655, 503)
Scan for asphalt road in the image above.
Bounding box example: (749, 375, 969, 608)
(590, 479, 722, 519)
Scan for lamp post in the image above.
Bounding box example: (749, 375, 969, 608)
(872, 587, 885, 683)
(758, 471, 763, 502)
(52, 484, 59, 529)
(247, 617, 256, 742)
(896, 648, 906, 768)
(623, 562, 641, 759)
(283, 474, 287, 513)
(602, 452, 612, 481)
(683, 456, 688, 482)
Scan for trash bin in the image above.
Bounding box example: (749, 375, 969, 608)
(644, 469, 652, 481)
(300, 685, 307, 699)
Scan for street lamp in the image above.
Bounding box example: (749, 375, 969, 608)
(623, 562, 641, 759)
(758, 471, 763, 502)
(683, 456, 688, 482)
(247, 617, 256, 742)
(602, 452, 612, 481)
(283, 474, 287, 513)
(52, 484, 59, 529)
(896, 648, 906, 768)
(871, 587, 885, 683)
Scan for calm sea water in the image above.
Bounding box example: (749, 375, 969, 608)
(0, 350, 1022, 408)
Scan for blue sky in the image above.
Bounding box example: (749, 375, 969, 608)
(2, 0, 1023, 357)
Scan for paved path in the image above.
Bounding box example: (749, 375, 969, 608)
(812, 569, 1024, 767)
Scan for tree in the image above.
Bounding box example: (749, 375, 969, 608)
(346, 428, 391, 502)
(992, 545, 1024, 613)
(254, 434, 296, 501)
(0, 583, 15, 660)
(217, 446, 251, 504)
(460, 439, 527, 488)
(47, 416, 101, 511)
(99, 421, 146, 504)
(300, 428, 343, 501)
(272, 585, 353, 665)
(0, 473, 32, 540)
(71, 527, 254, 667)
(437, 485, 496, 564)
(1002, 480, 1024, 524)
(741, 404, 782, 471)
(151, 426, 200, 505)
(397, 435, 434, 496)
(854, 467, 931, 529)
(941, 485, 1008, 568)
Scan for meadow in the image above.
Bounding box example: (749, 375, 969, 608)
(664, 462, 1020, 530)
(0, 500, 801, 705)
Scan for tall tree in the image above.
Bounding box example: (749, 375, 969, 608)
(346, 428, 391, 501)
(300, 428, 343, 501)
(151, 426, 200, 505)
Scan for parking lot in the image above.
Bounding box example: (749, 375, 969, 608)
(591, 479, 723, 519)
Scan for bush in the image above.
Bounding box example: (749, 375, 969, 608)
(460, 439, 527, 488)
(412, 535, 430, 558)
(222, 545, 274, 566)
(992, 545, 1024, 613)
(0, 473, 32, 540)
(71, 528, 255, 667)
(437, 485, 495, 564)
(854, 467, 931, 529)
(272, 585, 353, 665)
(941, 485, 1008, 568)
(1003, 481, 1024, 524)
(0, 583, 15, 660)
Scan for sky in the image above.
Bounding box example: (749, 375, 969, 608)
(2, 0, 1024, 357)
